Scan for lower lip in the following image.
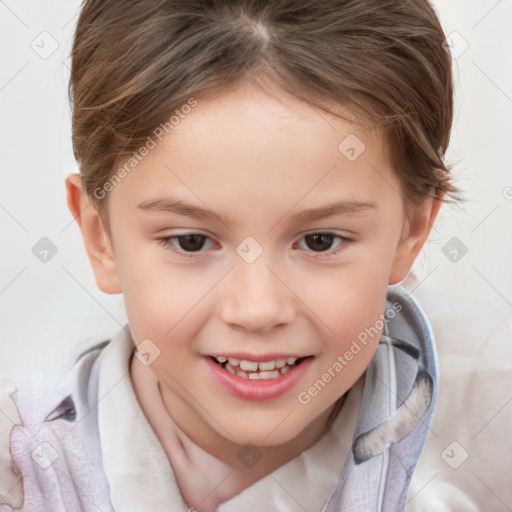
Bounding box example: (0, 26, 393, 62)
(205, 357, 313, 401)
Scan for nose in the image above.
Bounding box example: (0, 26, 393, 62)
(218, 256, 296, 334)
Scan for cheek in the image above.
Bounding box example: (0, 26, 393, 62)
(114, 243, 212, 343)
(295, 254, 391, 334)
(292, 257, 390, 397)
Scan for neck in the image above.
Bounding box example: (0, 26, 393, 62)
(131, 355, 345, 510)
(159, 378, 344, 470)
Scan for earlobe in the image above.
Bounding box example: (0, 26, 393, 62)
(65, 173, 122, 294)
(389, 197, 442, 285)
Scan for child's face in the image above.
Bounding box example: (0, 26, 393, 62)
(72, 82, 437, 447)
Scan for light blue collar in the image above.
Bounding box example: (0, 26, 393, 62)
(31, 283, 436, 512)
(321, 283, 438, 512)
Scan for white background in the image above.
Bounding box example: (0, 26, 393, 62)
(1, 0, 511, 375)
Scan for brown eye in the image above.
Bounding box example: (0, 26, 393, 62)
(304, 233, 336, 252)
(157, 233, 215, 258)
(177, 234, 207, 251)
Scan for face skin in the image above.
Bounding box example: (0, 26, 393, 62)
(66, 81, 440, 496)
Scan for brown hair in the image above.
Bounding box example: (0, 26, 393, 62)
(69, 0, 458, 228)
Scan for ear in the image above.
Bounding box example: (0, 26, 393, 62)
(65, 173, 122, 294)
(389, 196, 442, 285)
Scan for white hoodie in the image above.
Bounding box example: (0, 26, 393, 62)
(1, 280, 511, 511)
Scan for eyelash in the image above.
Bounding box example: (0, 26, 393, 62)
(156, 232, 352, 259)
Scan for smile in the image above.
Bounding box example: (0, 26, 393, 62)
(206, 354, 314, 401)
(211, 356, 304, 380)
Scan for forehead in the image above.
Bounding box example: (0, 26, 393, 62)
(108, 82, 401, 224)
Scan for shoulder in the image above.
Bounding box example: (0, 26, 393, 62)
(0, 337, 114, 511)
(0, 376, 24, 508)
(7, 337, 110, 425)
(405, 278, 512, 512)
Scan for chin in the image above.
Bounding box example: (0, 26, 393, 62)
(217, 415, 308, 448)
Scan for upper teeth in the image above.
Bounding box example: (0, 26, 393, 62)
(240, 360, 259, 371)
(216, 356, 298, 371)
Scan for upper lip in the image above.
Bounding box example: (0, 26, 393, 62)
(205, 353, 311, 362)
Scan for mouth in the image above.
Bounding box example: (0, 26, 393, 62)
(210, 355, 307, 380)
(205, 354, 314, 401)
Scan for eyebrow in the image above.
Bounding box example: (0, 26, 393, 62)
(137, 196, 377, 225)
